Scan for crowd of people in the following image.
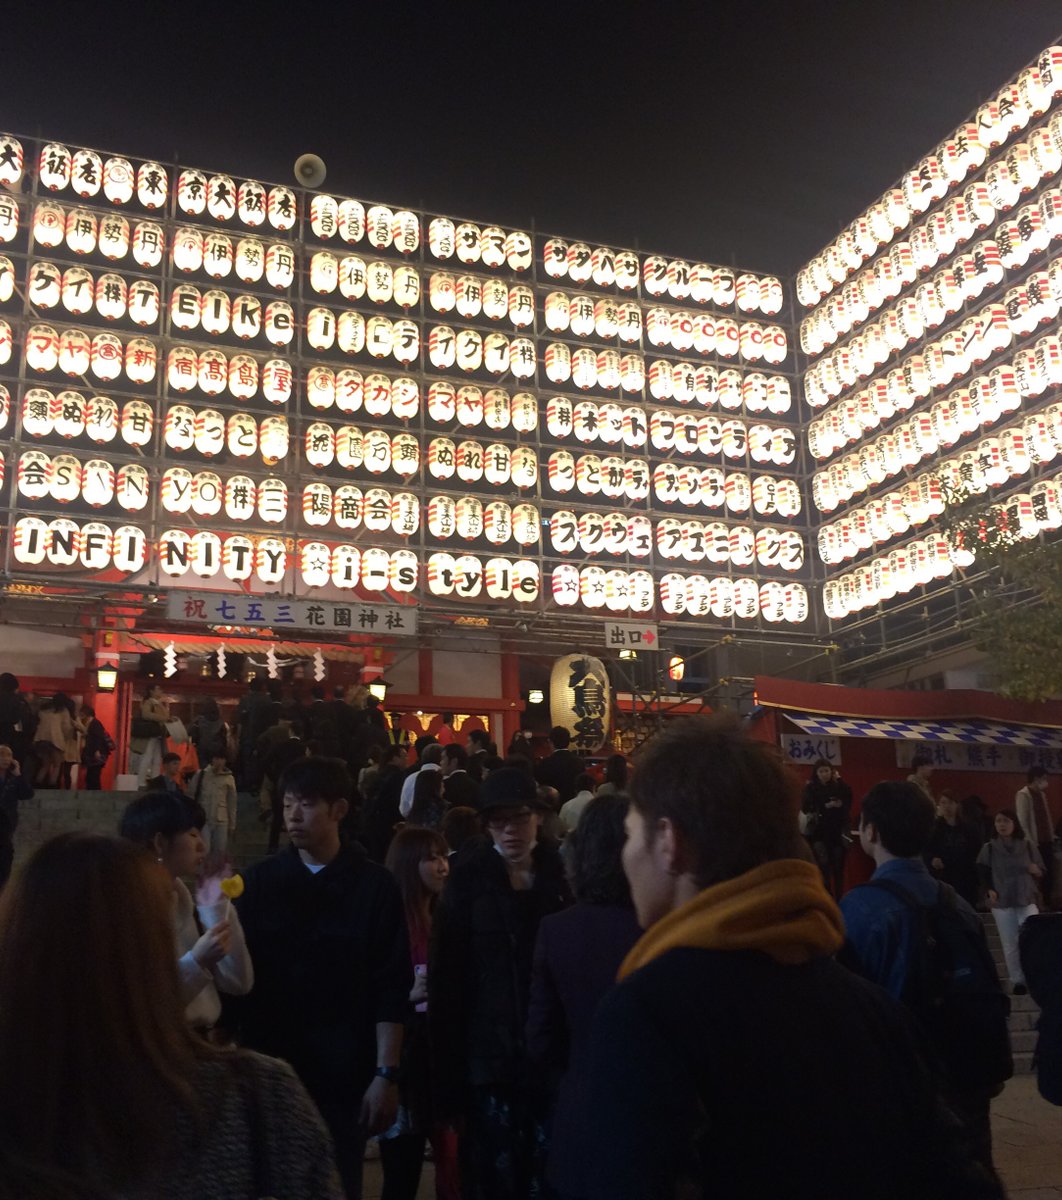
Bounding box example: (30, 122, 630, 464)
(3, 679, 1062, 1197)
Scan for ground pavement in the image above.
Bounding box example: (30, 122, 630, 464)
(359, 1078, 1061, 1199)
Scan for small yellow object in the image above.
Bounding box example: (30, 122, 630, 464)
(220, 874, 244, 899)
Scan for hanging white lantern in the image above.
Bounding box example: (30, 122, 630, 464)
(543, 238, 569, 278)
(206, 174, 237, 220)
(119, 399, 153, 448)
(64, 207, 97, 255)
(428, 494, 457, 540)
(484, 500, 513, 544)
(506, 230, 533, 272)
(391, 432, 420, 476)
(57, 327, 90, 376)
(60, 264, 93, 314)
(572, 347, 598, 390)
(567, 243, 592, 284)
(0, 135, 24, 187)
(267, 185, 296, 231)
(90, 332, 123, 381)
(366, 205, 394, 249)
(428, 217, 455, 259)
(480, 226, 506, 268)
(337, 198, 366, 244)
(135, 161, 167, 209)
(456, 496, 484, 540)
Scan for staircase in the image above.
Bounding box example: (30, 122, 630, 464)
(980, 912, 1038, 1075)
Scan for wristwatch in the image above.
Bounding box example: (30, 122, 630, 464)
(375, 1066, 401, 1084)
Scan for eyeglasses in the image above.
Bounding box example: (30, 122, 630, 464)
(486, 810, 534, 830)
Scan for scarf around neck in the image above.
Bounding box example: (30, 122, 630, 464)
(619, 858, 845, 980)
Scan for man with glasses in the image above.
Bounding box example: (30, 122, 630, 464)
(429, 767, 571, 1200)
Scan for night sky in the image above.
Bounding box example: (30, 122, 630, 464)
(4, 1, 1061, 277)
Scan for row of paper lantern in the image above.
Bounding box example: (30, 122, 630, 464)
(5, 510, 809, 619)
(816, 416, 1062, 560)
(805, 296, 1019, 411)
(656, 573, 808, 622)
(540, 239, 783, 313)
(802, 187, 1062, 357)
(818, 465, 1062, 571)
(823, 536, 972, 619)
(24, 260, 161, 325)
(809, 332, 1062, 479)
(809, 328, 1062, 465)
(797, 47, 1062, 307)
(547, 509, 804, 568)
(14, 389, 288, 446)
(543, 399, 796, 462)
(19, 140, 303, 231)
(312, 205, 500, 262)
(12, 391, 151, 446)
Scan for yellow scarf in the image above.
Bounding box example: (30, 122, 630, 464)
(619, 858, 844, 980)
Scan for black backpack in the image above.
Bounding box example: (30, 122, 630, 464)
(868, 878, 1013, 1092)
(1019, 913, 1062, 1105)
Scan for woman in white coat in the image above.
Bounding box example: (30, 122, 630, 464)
(120, 790, 253, 1032)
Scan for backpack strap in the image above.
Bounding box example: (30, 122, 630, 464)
(866, 876, 956, 911)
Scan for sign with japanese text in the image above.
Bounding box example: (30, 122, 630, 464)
(895, 742, 1059, 775)
(781, 734, 841, 766)
(604, 621, 660, 651)
(166, 590, 417, 636)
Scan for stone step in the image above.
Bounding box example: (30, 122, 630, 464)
(1013, 1051, 1035, 1074)
(1011, 1029, 1039, 1054)
(1010, 1009, 1039, 1033)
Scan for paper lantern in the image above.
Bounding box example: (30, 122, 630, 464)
(428, 216, 455, 259)
(483, 442, 511, 486)
(256, 477, 288, 525)
(333, 485, 363, 530)
(264, 185, 295, 231)
(0, 135, 23, 186)
(202, 231, 233, 278)
(133, 161, 166, 210)
(360, 546, 391, 589)
(114, 400, 151, 450)
(391, 432, 420, 477)
(456, 496, 484, 540)
(451, 222, 478, 264)
(391, 491, 419, 537)
(567, 243, 592, 284)
(577, 566, 605, 609)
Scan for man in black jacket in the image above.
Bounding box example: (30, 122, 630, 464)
(441, 742, 479, 810)
(429, 767, 571, 1200)
(584, 716, 1003, 1200)
(535, 725, 586, 803)
(232, 756, 411, 1200)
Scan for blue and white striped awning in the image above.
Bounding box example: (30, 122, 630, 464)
(786, 712, 1062, 750)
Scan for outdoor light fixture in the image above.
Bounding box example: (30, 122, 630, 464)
(367, 679, 389, 702)
(619, 649, 637, 660)
(527, 688, 544, 705)
(95, 665, 118, 691)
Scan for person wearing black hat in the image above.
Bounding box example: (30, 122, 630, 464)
(428, 767, 571, 1200)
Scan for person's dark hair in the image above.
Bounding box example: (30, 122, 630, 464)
(0, 673, 18, 693)
(569, 793, 632, 906)
(412, 734, 437, 759)
(161, 751, 181, 767)
(860, 781, 936, 857)
(80, 704, 95, 719)
(550, 725, 572, 749)
(199, 698, 220, 721)
(536, 784, 561, 814)
(409, 769, 444, 825)
(442, 742, 468, 769)
(385, 743, 407, 765)
(603, 753, 628, 789)
(120, 791, 205, 843)
(385, 826, 449, 944)
(1028, 764, 1049, 784)
(502, 753, 534, 774)
(467, 728, 490, 750)
(332, 686, 345, 700)
(812, 757, 832, 773)
(278, 755, 351, 804)
(574, 772, 596, 793)
(993, 807, 1026, 840)
(629, 715, 803, 888)
(0, 834, 222, 1196)
(910, 750, 933, 770)
(441, 711, 454, 725)
(441, 806, 480, 854)
(248, 676, 263, 692)
(506, 731, 533, 759)
(43, 692, 75, 715)
(310, 685, 326, 701)
(421, 742, 443, 767)
(481, 754, 504, 776)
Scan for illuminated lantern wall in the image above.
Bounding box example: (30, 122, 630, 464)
(0, 129, 804, 628)
(802, 43, 1062, 623)
(549, 653, 611, 752)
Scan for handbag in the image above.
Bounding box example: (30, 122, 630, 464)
(130, 717, 165, 739)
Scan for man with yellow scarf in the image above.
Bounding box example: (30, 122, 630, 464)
(584, 716, 1002, 1200)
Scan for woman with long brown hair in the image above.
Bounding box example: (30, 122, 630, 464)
(382, 826, 459, 1200)
(0, 833, 343, 1199)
